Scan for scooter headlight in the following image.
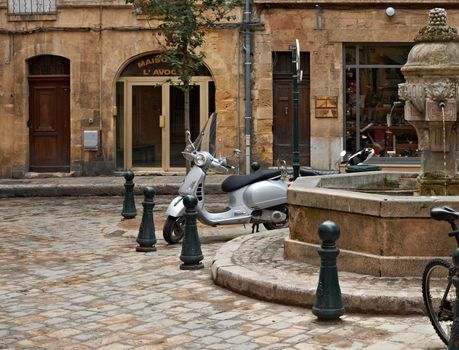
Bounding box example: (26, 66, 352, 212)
(195, 153, 207, 167)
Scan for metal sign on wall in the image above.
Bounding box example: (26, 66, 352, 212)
(121, 53, 211, 77)
(315, 96, 338, 118)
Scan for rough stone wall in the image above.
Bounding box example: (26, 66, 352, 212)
(0, 4, 241, 177)
(3, 1, 459, 176)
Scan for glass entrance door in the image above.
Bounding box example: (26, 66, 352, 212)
(132, 85, 162, 167)
(123, 78, 213, 171)
(169, 86, 200, 167)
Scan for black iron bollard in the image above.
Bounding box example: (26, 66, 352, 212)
(448, 248, 459, 349)
(312, 220, 345, 320)
(122, 171, 137, 219)
(179, 195, 204, 270)
(135, 186, 157, 252)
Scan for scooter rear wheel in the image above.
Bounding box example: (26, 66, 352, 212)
(163, 215, 185, 244)
(262, 205, 289, 230)
(263, 221, 288, 230)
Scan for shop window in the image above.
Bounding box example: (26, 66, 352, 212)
(8, 0, 56, 14)
(344, 44, 417, 159)
(358, 46, 412, 65)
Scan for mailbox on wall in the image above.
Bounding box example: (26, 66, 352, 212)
(83, 130, 99, 151)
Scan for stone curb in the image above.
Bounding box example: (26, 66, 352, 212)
(0, 183, 223, 198)
(211, 230, 425, 315)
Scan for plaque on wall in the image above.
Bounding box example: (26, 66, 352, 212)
(315, 96, 338, 118)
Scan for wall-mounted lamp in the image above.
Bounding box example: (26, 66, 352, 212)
(385, 7, 395, 17)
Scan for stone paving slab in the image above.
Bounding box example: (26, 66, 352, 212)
(0, 196, 446, 349)
(212, 230, 426, 315)
(0, 174, 227, 197)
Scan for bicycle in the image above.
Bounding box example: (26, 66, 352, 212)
(422, 205, 459, 346)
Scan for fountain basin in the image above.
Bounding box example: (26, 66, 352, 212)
(286, 171, 458, 277)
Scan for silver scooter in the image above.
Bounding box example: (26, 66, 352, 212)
(163, 114, 376, 244)
(163, 115, 289, 244)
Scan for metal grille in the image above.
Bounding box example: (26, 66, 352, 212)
(196, 184, 203, 201)
(8, 0, 56, 15)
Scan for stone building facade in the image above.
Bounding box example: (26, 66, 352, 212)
(0, 0, 458, 177)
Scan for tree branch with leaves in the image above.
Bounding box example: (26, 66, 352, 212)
(126, 0, 240, 170)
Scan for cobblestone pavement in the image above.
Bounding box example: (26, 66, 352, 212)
(0, 197, 445, 350)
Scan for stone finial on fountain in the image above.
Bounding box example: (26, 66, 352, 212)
(415, 8, 459, 42)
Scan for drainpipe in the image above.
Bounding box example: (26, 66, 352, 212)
(98, 2, 103, 159)
(244, 0, 252, 174)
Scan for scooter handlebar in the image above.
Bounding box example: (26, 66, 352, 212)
(186, 150, 232, 173)
(211, 158, 232, 173)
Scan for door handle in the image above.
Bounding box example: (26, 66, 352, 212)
(284, 107, 288, 116)
(159, 115, 165, 128)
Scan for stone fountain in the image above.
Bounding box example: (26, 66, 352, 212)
(399, 8, 459, 195)
(285, 8, 459, 277)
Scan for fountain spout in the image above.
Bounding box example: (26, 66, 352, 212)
(439, 101, 446, 111)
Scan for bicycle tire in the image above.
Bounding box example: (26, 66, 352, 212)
(422, 258, 455, 346)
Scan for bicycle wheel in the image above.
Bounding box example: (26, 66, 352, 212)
(422, 258, 455, 345)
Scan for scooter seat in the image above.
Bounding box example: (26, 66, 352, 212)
(221, 169, 281, 193)
(300, 168, 339, 176)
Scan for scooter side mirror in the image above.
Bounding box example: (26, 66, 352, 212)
(183, 130, 195, 153)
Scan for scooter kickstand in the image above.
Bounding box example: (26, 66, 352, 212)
(252, 224, 260, 233)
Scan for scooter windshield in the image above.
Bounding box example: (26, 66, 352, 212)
(192, 112, 217, 154)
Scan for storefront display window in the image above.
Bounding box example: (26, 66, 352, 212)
(345, 44, 417, 158)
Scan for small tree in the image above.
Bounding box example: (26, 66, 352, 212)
(127, 0, 240, 170)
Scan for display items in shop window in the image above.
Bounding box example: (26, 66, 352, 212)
(345, 69, 418, 158)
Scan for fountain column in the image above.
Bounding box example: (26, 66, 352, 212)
(398, 8, 459, 195)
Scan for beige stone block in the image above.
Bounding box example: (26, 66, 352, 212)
(254, 108, 273, 121)
(254, 78, 273, 91)
(254, 89, 272, 108)
(253, 117, 272, 131)
(284, 235, 449, 278)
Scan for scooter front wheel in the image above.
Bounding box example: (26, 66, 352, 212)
(163, 216, 185, 244)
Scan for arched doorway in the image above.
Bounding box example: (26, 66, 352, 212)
(28, 55, 71, 172)
(116, 53, 215, 171)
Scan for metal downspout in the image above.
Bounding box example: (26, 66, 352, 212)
(244, 0, 252, 174)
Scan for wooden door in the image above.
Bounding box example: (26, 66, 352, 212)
(29, 77, 70, 172)
(273, 80, 310, 166)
